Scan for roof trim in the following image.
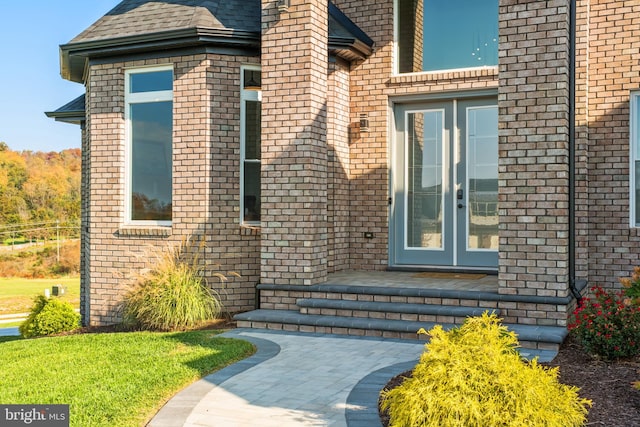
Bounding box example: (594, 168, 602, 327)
(328, 2, 374, 48)
(45, 94, 85, 125)
(61, 28, 261, 82)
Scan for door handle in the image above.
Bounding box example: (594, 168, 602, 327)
(457, 203, 465, 209)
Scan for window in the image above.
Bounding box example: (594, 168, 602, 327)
(125, 66, 173, 225)
(241, 66, 261, 224)
(396, 0, 498, 74)
(631, 92, 640, 227)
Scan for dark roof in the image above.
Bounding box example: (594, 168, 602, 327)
(60, 0, 373, 82)
(70, 0, 260, 44)
(45, 95, 85, 125)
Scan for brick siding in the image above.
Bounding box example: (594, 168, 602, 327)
(498, 0, 571, 304)
(84, 54, 259, 326)
(584, 0, 640, 287)
(260, 0, 330, 285)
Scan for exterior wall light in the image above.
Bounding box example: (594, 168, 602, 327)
(359, 113, 369, 132)
(277, 0, 290, 12)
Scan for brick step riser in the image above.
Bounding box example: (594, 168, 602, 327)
(259, 289, 568, 327)
(261, 291, 500, 311)
(235, 319, 560, 352)
(299, 307, 478, 325)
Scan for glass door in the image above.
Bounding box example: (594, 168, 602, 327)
(391, 98, 498, 268)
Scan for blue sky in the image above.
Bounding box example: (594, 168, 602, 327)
(0, 1, 121, 152)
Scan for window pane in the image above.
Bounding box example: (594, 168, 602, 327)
(245, 101, 261, 160)
(131, 101, 172, 221)
(467, 106, 498, 250)
(244, 163, 261, 222)
(636, 95, 640, 225)
(398, 0, 498, 73)
(130, 70, 173, 93)
(407, 110, 443, 249)
(636, 161, 640, 226)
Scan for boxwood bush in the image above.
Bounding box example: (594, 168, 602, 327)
(381, 313, 591, 427)
(19, 295, 80, 338)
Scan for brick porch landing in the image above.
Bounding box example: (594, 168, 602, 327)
(235, 270, 569, 351)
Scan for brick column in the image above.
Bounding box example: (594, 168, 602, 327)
(260, 0, 329, 285)
(498, 0, 571, 300)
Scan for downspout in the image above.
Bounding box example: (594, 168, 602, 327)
(568, 0, 582, 302)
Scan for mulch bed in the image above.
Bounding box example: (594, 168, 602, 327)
(379, 336, 640, 427)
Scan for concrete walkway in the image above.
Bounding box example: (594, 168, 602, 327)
(149, 328, 556, 427)
(149, 329, 426, 427)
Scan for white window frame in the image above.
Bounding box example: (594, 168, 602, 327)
(124, 65, 174, 227)
(631, 91, 640, 227)
(240, 65, 262, 226)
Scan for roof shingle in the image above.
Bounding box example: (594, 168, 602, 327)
(72, 0, 260, 43)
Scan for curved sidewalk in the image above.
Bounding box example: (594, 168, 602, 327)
(148, 329, 426, 427)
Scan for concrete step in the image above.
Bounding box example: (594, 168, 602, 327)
(234, 309, 567, 351)
(296, 298, 498, 324)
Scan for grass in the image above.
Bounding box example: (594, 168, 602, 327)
(0, 277, 80, 315)
(0, 330, 254, 427)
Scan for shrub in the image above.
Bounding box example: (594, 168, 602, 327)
(620, 267, 640, 302)
(381, 313, 590, 427)
(19, 294, 80, 338)
(568, 285, 640, 359)
(121, 238, 234, 331)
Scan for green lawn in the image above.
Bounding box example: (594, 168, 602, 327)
(0, 277, 80, 315)
(0, 331, 254, 427)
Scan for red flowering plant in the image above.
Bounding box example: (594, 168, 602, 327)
(568, 285, 640, 360)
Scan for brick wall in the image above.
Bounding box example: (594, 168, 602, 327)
(84, 53, 259, 326)
(334, 0, 394, 271)
(573, 0, 590, 284)
(260, 0, 329, 285)
(327, 58, 351, 272)
(498, 0, 571, 306)
(585, 0, 640, 288)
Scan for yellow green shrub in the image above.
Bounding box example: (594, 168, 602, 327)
(381, 313, 591, 427)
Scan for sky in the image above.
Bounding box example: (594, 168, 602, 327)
(0, 1, 121, 153)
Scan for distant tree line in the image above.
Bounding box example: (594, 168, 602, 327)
(0, 142, 80, 225)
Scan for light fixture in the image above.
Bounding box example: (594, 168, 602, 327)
(244, 69, 261, 91)
(359, 113, 369, 132)
(277, 0, 290, 12)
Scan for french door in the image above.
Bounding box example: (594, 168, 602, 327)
(391, 98, 498, 269)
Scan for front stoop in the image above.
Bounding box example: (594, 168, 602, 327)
(234, 283, 569, 352)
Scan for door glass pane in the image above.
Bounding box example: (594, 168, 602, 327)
(467, 106, 498, 250)
(397, 0, 498, 73)
(130, 101, 173, 221)
(407, 110, 444, 249)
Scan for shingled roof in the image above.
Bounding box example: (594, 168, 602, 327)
(60, 0, 373, 82)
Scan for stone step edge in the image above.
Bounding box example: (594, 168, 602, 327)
(296, 298, 499, 317)
(257, 283, 572, 306)
(234, 309, 568, 344)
